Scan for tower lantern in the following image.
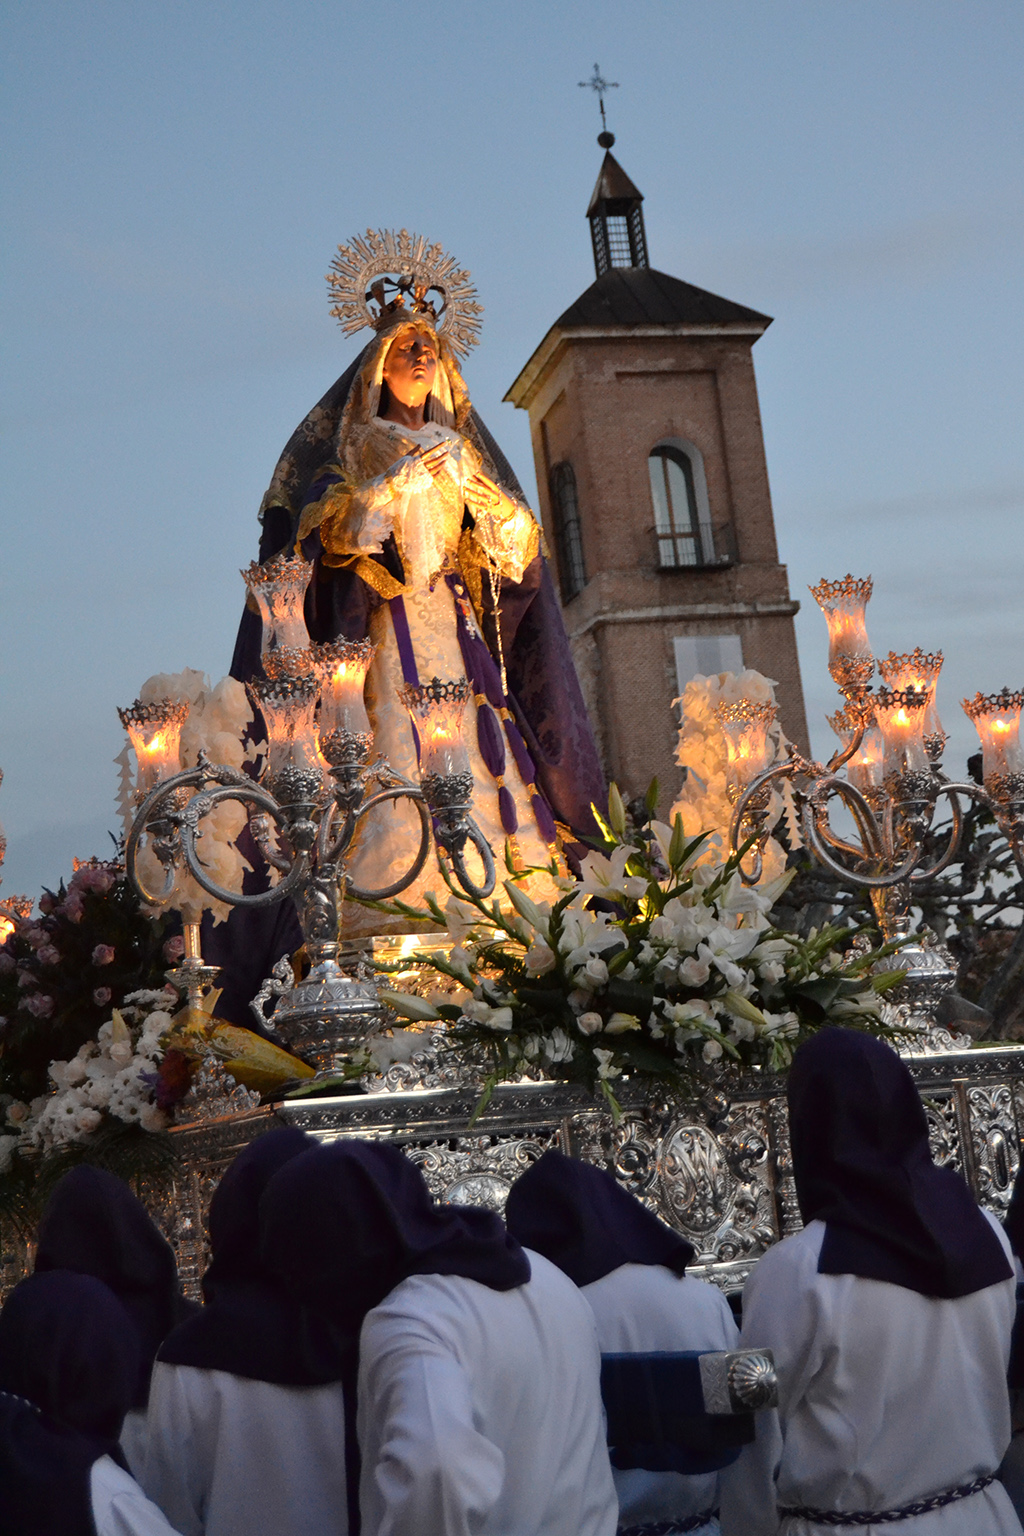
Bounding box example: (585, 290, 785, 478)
(587, 146, 649, 276)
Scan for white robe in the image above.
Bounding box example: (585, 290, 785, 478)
(140, 1364, 348, 1536)
(357, 1249, 618, 1536)
(582, 1262, 740, 1533)
(720, 1215, 1023, 1536)
(120, 1405, 149, 1481)
(91, 1454, 184, 1536)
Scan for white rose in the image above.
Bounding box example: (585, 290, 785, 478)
(486, 1007, 514, 1033)
(524, 942, 557, 976)
(581, 957, 609, 988)
(702, 1039, 724, 1062)
(76, 1108, 102, 1134)
(6, 1101, 29, 1125)
(577, 1012, 604, 1036)
(679, 955, 711, 987)
(109, 1042, 134, 1069)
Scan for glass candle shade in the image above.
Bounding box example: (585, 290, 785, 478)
(314, 639, 375, 746)
(873, 687, 930, 778)
(118, 698, 190, 795)
(809, 575, 874, 670)
(715, 700, 778, 792)
(879, 649, 944, 741)
(399, 677, 472, 780)
(962, 689, 1024, 783)
(827, 707, 884, 792)
(241, 553, 314, 666)
(247, 675, 321, 778)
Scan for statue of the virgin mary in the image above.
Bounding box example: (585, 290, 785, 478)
(231, 231, 604, 924)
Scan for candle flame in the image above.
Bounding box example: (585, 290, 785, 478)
(0, 915, 14, 944)
(137, 728, 175, 762)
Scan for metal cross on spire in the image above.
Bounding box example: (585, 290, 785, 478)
(578, 63, 619, 136)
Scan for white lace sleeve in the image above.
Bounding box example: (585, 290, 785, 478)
(349, 455, 434, 553)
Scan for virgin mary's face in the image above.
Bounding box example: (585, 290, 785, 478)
(382, 327, 438, 409)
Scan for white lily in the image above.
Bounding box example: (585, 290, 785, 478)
(577, 847, 641, 903)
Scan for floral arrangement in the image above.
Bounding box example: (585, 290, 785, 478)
(122, 669, 261, 924)
(374, 787, 907, 1116)
(670, 668, 799, 887)
(0, 990, 176, 1177)
(0, 859, 175, 1108)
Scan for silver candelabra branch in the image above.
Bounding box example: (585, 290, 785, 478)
(725, 575, 1024, 1040)
(120, 553, 496, 1074)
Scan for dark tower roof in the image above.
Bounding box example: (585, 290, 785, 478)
(555, 266, 772, 331)
(586, 151, 645, 217)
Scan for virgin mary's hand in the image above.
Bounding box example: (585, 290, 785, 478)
(415, 441, 452, 480)
(464, 471, 506, 517)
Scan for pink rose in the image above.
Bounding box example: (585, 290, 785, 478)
(0, 954, 16, 976)
(37, 946, 61, 967)
(92, 987, 112, 1007)
(38, 893, 56, 915)
(62, 893, 85, 923)
(91, 945, 115, 967)
(24, 993, 55, 1018)
(162, 935, 186, 962)
(74, 866, 115, 895)
(23, 927, 48, 951)
(17, 971, 35, 989)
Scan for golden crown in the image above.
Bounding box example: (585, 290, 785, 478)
(326, 229, 483, 358)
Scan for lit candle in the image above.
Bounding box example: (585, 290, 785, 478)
(247, 675, 321, 779)
(314, 639, 376, 760)
(962, 689, 1024, 783)
(873, 687, 930, 777)
(117, 699, 190, 796)
(827, 708, 884, 792)
(879, 649, 944, 742)
(809, 575, 874, 667)
(715, 700, 778, 793)
(399, 677, 472, 781)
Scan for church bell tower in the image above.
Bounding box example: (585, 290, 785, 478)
(505, 133, 809, 812)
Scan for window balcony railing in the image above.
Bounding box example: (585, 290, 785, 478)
(654, 521, 737, 572)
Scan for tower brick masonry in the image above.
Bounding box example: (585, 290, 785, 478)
(505, 145, 809, 815)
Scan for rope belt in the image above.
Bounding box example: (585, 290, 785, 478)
(619, 1513, 719, 1536)
(778, 1472, 996, 1526)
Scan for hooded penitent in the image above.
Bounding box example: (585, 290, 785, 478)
(259, 1139, 530, 1333)
(33, 1165, 196, 1408)
(504, 1149, 695, 1287)
(0, 1271, 140, 1536)
(158, 1126, 350, 1388)
(787, 1028, 1012, 1298)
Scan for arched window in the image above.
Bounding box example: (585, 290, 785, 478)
(648, 440, 719, 569)
(548, 461, 586, 602)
